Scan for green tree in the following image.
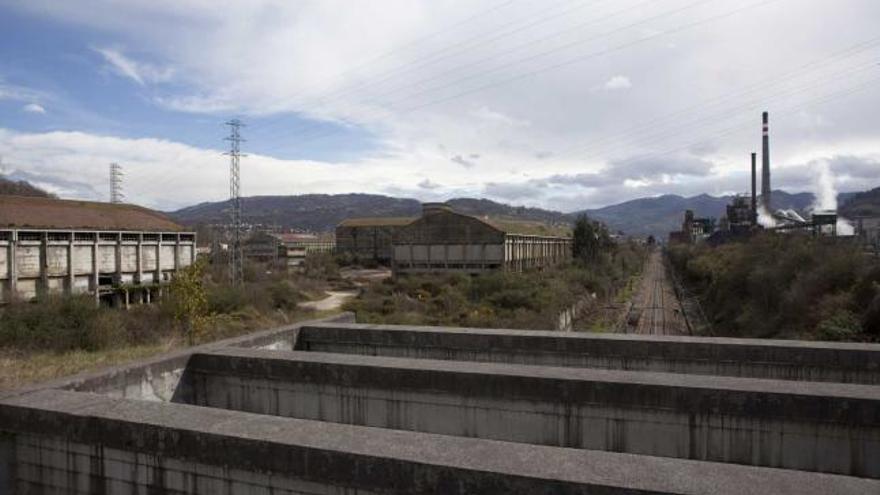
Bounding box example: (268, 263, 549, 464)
(573, 214, 611, 262)
(169, 258, 209, 345)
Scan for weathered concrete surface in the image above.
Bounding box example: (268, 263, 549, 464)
(186, 348, 880, 478)
(1, 389, 877, 495)
(2, 315, 879, 493)
(297, 323, 880, 384)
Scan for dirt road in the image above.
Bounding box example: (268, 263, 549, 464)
(625, 249, 687, 335)
(298, 290, 357, 312)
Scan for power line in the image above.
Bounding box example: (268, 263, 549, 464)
(224, 119, 246, 287)
(250, 0, 528, 133)
(258, 0, 777, 150)
(109, 162, 124, 204)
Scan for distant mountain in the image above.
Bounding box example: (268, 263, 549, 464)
(0, 176, 54, 198)
(578, 190, 859, 238)
(170, 194, 569, 232)
(169, 189, 867, 237)
(840, 187, 880, 217)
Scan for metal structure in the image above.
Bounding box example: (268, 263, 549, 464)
(761, 111, 771, 210)
(109, 162, 124, 204)
(750, 152, 757, 226)
(224, 119, 245, 286)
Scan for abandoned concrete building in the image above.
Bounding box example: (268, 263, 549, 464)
(335, 216, 415, 264)
(392, 202, 572, 274)
(0, 195, 195, 305)
(1, 317, 878, 494)
(243, 232, 335, 268)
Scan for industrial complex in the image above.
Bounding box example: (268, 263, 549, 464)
(243, 231, 335, 270)
(392, 202, 571, 274)
(0, 196, 195, 306)
(670, 112, 877, 245)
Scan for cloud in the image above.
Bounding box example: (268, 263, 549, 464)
(21, 103, 46, 114)
(451, 154, 477, 168)
(2, 0, 880, 212)
(417, 178, 441, 189)
(94, 47, 174, 86)
(0, 81, 47, 103)
(603, 75, 632, 91)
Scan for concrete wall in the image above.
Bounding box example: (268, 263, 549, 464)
(186, 349, 880, 478)
(0, 229, 195, 304)
(392, 208, 571, 274)
(1, 389, 876, 495)
(336, 224, 409, 263)
(2, 316, 879, 493)
(296, 323, 880, 384)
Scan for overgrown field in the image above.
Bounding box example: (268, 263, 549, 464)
(345, 240, 645, 330)
(0, 254, 343, 389)
(668, 233, 880, 341)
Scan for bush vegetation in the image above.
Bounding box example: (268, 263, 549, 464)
(668, 232, 880, 341)
(345, 225, 645, 330)
(0, 253, 341, 355)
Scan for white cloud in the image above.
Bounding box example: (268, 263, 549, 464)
(94, 47, 174, 86)
(22, 103, 46, 114)
(2, 0, 880, 210)
(603, 75, 632, 91)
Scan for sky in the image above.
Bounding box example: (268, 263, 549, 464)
(0, 0, 878, 212)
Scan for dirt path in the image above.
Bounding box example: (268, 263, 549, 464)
(625, 249, 687, 335)
(298, 290, 358, 312)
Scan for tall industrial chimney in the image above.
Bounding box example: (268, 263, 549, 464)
(761, 111, 771, 211)
(751, 152, 757, 226)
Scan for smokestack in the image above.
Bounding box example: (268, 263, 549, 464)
(751, 152, 757, 226)
(761, 111, 771, 211)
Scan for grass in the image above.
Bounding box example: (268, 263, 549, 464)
(0, 308, 343, 392)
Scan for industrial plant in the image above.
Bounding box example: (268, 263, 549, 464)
(670, 112, 864, 244)
(0, 195, 195, 306)
(334, 203, 571, 274)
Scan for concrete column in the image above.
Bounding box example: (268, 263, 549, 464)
(136, 233, 143, 285)
(67, 233, 75, 295)
(91, 235, 99, 305)
(156, 235, 163, 284)
(8, 231, 17, 299)
(174, 233, 181, 272)
(38, 232, 48, 298)
(114, 232, 123, 287)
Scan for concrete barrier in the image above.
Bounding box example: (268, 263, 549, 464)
(185, 348, 880, 478)
(2, 317, 879, 493)
(296, 323, 880, 384)
(0, 389, 877, 495)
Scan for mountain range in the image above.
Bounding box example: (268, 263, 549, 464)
(169, 189, 865, 238)
(1, 174, 872, 238)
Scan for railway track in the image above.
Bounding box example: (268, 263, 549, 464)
(626, 249, 687, 335)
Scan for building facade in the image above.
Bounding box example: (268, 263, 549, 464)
(392, 203, 571, 275)
(336, 217, 415, 264)
(0, 196, 195, 305)
(274, 233, 335, 269)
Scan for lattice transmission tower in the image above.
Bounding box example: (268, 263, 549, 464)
(109, 162, 124, 204)
(224, 119, 246, 286)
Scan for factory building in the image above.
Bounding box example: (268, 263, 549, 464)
(854, 216, 880, 253)
(669, 210, 715, 244)
(336, 217, 415, 264)
(392, 203, 571, 275)
(244, 232, 335, 269)
(0, 196, 195, 305)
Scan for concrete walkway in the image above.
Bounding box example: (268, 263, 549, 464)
(298, 290, 357, 312)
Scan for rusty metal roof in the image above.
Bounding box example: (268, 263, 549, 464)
(338, 217, 416, 228)
(0, 195, 185, 231)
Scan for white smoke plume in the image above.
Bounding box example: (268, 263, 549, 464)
(809, 159, 854, 235)
(757, 204, 776, 228)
